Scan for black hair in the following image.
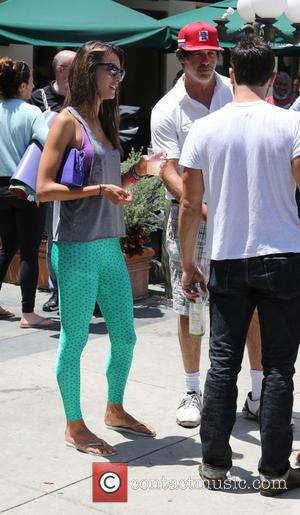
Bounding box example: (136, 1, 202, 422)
(176, 48, 192, 61)
(230, 36, 275, 87)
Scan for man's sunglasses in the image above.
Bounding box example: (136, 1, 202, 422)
(96, 62, 125, 82)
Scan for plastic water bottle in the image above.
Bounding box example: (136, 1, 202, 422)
(189, 296, 206, 336)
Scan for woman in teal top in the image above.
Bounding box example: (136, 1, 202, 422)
(37, 41, 158, 456)
(0, 57, 52, 328)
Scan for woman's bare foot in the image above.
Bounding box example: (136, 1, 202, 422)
(105, 403, 156, 437)
(65, 419, 116, 455)
(20, 312, 54, 328)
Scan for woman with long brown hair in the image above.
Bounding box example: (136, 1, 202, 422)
(37, 41, 157, 455)
(0, 57, 52, 328)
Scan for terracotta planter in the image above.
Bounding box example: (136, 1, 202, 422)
(124, 247, 155, 300)
(3, 241, 154, 300)
(4, 239, 49, 290)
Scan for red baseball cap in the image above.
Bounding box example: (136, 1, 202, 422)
(177, 22, 223, 52)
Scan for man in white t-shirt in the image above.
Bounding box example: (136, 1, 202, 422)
(151, 22, 263, 429)
(179, 36, 300, 496)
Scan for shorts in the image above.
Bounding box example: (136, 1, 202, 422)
(166, 203, 210, 315)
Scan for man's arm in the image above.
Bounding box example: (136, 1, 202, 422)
(179, 167, 206, 299)
(161, 158, 182, 201)
(151, 107, 183, 199)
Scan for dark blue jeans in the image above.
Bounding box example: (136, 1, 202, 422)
(201, 253, 300, 478)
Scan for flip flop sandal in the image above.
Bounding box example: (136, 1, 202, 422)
(65, 441, 117, 456)
(20, 319, 55, 329)
(105, 423, 156, 437)
(0, 307, 15, 319)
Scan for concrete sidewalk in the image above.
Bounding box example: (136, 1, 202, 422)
(0, 282, 299, 514)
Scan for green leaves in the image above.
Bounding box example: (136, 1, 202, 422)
(121, 149, 166, 255)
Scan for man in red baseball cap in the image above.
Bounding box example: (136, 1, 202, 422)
(151, 21, 263, 429)
(177, 21, 224, 52)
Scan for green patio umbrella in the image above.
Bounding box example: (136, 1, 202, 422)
(0, 0, 172, 48)
(157, 0, 298, 52)
(157, 5, 236, 48)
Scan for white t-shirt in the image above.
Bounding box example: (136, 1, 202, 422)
(179, 101, 300, 261)
(290, 96, 300, 112)
(151, 73, 233, 199)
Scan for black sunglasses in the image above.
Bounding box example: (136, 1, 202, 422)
(96, 62, 125, 82)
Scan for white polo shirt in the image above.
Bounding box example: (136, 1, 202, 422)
(151, 73, 233, 199)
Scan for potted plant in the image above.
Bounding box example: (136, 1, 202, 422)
(121, 150, 166, 299)
(3, 236, 49, 290)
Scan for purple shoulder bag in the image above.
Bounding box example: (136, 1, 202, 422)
(56, 147, 86, 188)
(56, 124, 88, 188)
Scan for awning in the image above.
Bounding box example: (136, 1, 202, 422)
(0, 0, 172, 48)
(157, 0, 299, 53)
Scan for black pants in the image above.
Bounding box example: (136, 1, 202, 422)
(0, 179, 46, 313)
(201, 254, 300, 478)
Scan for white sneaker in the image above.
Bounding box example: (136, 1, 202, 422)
(242, 392, 260, 421)
(242, 392, 295, 428)
(176, 392, 202, 428)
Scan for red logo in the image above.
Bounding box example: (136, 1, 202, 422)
(92, 463, 128, 502)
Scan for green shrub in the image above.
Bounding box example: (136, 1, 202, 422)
(121, 149, 166, 256)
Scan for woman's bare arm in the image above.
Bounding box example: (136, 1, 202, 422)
(37, 111, 131, 205)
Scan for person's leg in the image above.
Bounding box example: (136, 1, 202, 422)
(257, 293, 300, 494)
(176, 315, 202, 427)
(91, 238, 154, 436)
(178, 315, 201, 377)
(0, 193, 18, 316)
(14, 200, 51, 326)
(167, 204, 203, 427)
(243, 311, 263, 419)
(257, 257, 300, 478)
(161, 202, 172, 299)
(0, 197, 19, 282)
(200, 259, 255, 479)
(51, 240, 115, 455)
(43, 202, 59, 312)
(246, 311, 262, 372)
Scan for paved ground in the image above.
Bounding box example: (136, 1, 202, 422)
(0, 282, 299, 514)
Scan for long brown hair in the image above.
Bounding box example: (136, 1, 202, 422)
(0, 57, 30, 99)
(65, 41, 124, 151)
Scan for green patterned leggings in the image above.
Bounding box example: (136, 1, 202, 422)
(51, 238, 136, 420)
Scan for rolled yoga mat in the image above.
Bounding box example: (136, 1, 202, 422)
(9, 110, 57, 200)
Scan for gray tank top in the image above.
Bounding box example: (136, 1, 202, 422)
(53, 107, 125, 242)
